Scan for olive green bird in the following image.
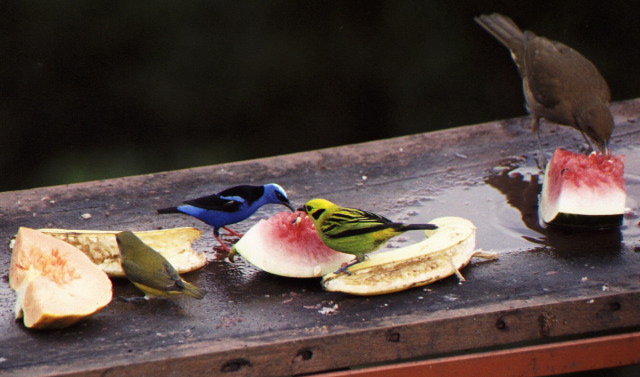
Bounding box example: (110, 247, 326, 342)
(300, 198, 438, 264)
(116, 231, 206, 300)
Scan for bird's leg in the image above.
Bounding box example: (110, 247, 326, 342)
(533, 116, 548, 169)
(222, 226, 244, 238)
(333, 259, 358, 276)
(213, 231, 231, 253)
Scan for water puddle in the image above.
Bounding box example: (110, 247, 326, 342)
(381, 147, 640, 255)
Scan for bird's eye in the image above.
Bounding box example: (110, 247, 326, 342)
(275, 191, 285, 201)
(305, 205, 312, 212)
(310, 208, 325, 220)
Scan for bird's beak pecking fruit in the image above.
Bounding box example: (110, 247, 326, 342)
(282, 201, 296, 212)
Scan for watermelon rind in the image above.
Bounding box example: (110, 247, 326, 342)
(541, 213, 623, 229)
(538, 149, 625, 229)
(231, 212, 354, 278)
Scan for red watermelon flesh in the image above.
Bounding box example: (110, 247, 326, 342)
(539, 148, 625, 228)
(231, 211, 353, 278)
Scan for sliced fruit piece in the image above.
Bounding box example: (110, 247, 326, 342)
(538, 148, 625, 228)
(33, 227, 205, 277)
(321, 217, 496, 296)
(10, 227, 113, 329)
(231, 211, 354, 278)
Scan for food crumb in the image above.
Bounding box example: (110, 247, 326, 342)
(318, 303, 339, 315)
(305, 300, 339, 315)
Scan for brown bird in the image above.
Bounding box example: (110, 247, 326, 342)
(475, 13, 614, 156)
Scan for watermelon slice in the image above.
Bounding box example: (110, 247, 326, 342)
(230, 211, 353, 278)
(538, 149, 625, 228)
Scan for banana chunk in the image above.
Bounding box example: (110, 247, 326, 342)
(321, 217, 496, 295)
(28, 228, 205, 277)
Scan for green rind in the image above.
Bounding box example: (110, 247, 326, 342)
(544, 213, 623, 229)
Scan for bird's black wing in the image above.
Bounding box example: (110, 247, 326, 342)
(184, 185, 265, 211)
(217, 185, 265, 206)
(322, 208, 394, 239)
(183, 193, 242, 212)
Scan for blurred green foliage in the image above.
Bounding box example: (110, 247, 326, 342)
(1, 1, 639, 191)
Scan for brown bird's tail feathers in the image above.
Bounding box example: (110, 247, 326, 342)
(178, 280, 207, 300)
(474, 13, 525, 57)
(398, 223, 438, 232)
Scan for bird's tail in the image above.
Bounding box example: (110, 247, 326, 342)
(474, 13, 525, 57)
(179, 280, 207, 300)
(157, 206, 180, 214)
(399, 223, 438, 231)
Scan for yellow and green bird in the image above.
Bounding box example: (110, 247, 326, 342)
(116, 231, 206, 300)
(299, 198, 438, 263)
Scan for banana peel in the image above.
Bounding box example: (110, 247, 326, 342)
(321, 217, 496, 295)
(22, 228, 205, 277)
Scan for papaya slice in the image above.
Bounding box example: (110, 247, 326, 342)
(10, 227, 113, 329)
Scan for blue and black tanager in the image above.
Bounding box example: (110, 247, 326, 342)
(158, 183, 295, 250)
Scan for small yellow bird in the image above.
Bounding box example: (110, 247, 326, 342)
(299, 198, 437, 265)
(116, 231, 206, 300)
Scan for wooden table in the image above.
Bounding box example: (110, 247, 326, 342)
(2, 99, 640, 376)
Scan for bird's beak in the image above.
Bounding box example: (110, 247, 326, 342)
(296, 205, 306, 212)
(283, 201, 296, 212)
(594, 139, 610, 155)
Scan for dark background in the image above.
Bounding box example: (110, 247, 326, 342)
(1, 1, 639, 192)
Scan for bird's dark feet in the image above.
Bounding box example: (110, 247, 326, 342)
(212, 245, 231, 261)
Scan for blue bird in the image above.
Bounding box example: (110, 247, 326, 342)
(157, 183, 295, 251)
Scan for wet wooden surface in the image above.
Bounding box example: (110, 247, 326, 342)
(1, 99, 640, 376)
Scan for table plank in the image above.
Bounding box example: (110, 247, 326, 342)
(1, 99, 640, 376)
(316, 331, 640, 377)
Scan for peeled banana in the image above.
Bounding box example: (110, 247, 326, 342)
(22, 227, 205, 277)
(321, 217, 496, 295)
